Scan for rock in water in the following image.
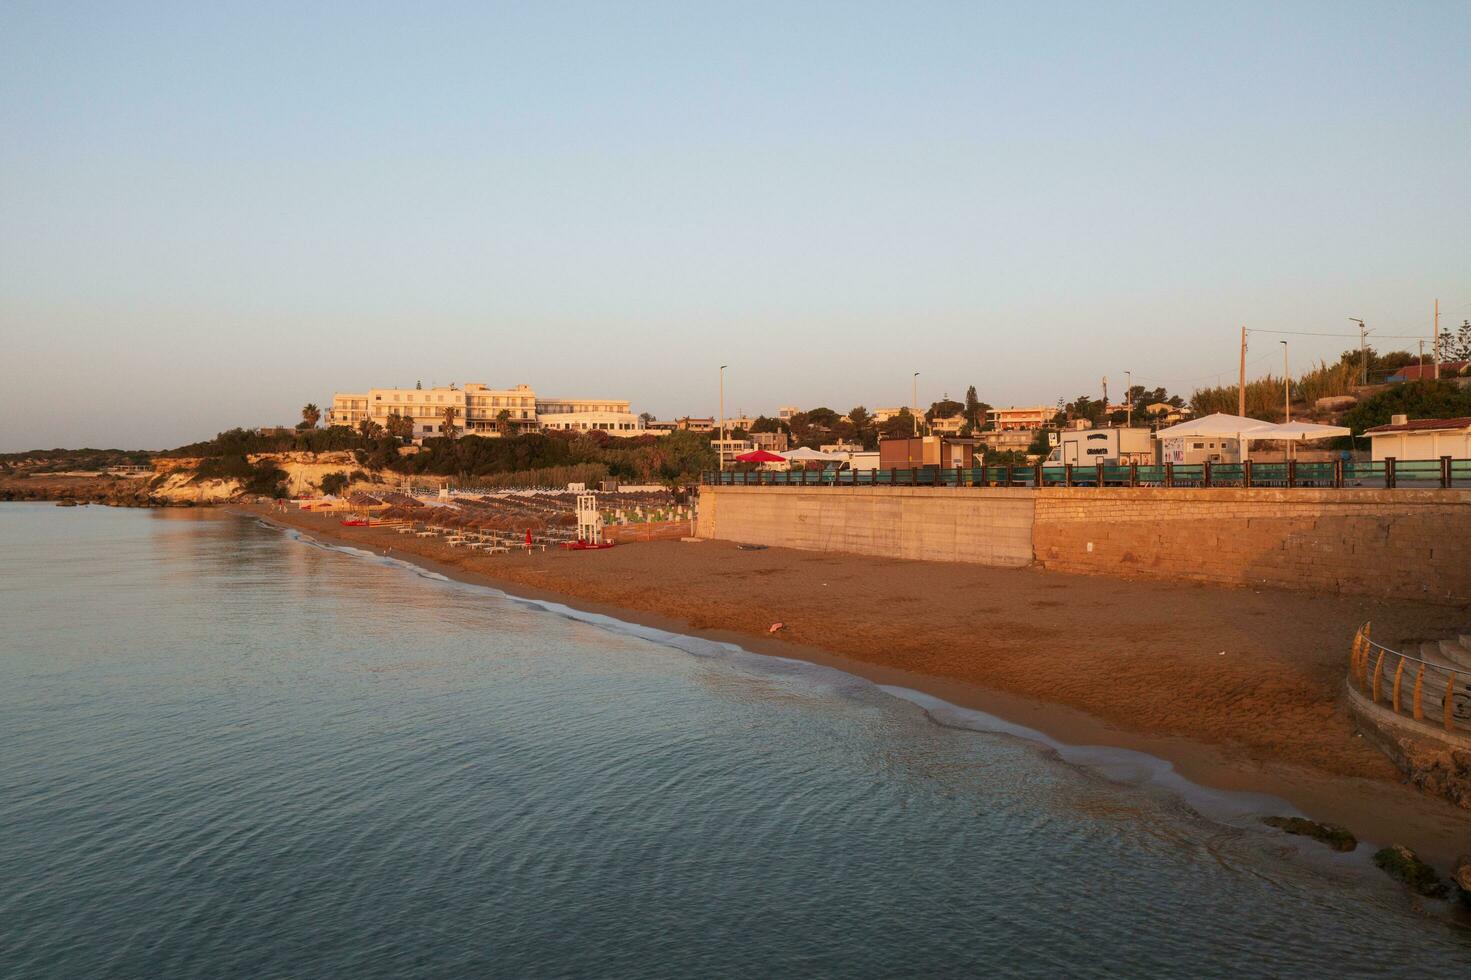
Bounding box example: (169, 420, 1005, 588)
(1260, 816, 1357, 852)
(1372, 845, 1448, 899)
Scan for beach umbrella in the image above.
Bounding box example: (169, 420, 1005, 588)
(734, 449, 787, 463)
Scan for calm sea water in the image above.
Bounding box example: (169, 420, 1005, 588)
(1, 503, 1466, 978)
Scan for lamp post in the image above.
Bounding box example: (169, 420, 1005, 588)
(718, 364, 727, 472)
(1348, 317, 1366, 385)
(1281, 340, 1291, 463)
(1281, 341, 1290, 422)
(1125, 370, 1132, 427)
(912, 372, 920, 436)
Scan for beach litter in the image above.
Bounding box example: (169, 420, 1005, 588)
(769, 623, 784, 633)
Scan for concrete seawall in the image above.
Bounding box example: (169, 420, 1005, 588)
(696, 486, 1471, 602)
(695, 486, 1035, 567)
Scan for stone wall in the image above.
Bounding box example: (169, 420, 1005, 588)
(696, 486, 1035, 567)
(1032, 488, 1471, 603)
(697, 485, 1471, 602)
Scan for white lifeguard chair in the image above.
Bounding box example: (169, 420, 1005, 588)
(576, 493, 602, 544)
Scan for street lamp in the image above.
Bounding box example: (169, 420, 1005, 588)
(1281, 340, 1291, 463)
(1280, 341, 1290, 423)
(1125, 370, 1132, 427)
(718, 365, 727, 472)
(912, 372, 920, 437)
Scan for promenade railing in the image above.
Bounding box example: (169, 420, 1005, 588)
(1348, 624, 1471, 736)
(701, 457, 1471, 490)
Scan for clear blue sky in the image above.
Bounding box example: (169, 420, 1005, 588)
(3, 1, 1468, 450)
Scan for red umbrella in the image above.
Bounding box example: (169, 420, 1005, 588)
(734, 449, 787, 463)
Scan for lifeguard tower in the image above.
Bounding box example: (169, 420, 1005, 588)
(575, 493, 602, 545)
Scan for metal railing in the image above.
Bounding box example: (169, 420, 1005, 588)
(701, 457, 1471, 490)
(1348, 624, 1471, 736)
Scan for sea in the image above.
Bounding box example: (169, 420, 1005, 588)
(1, 502, 1466, 978)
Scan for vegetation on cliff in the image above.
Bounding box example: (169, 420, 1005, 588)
(1340, 380, 1471, 434)
(161, 426, 717, 488)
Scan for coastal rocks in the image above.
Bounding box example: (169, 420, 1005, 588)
(1373, 845, 1448, 899)
(1455, 855, 1471, 906)
(1260, 816, 1357, 852)
(1346, 689, 1471, 811)
(1393, 744, 1471, 810)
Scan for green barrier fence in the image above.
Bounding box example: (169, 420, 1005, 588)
(705, 456, 1470, 489)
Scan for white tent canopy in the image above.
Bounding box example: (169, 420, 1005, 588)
(781, 446, 848, 462)
(1153, 413, 1279, 439)
(1257, 421, 1350, 441)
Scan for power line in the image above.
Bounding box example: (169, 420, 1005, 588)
(1247, 327, 1430, 340)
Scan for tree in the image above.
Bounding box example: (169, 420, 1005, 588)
(358, 417, 383, 441)
(300, 403, 321, 430)
(749, 415, 783, 434)
(1065, 395, 1107, 425)
(846, 406, 877, 450)
(963, 386, 991, 430)
(442, 406, 460, 441)
(638, 411, 656, 427)
(1436, 320, 1471, 362)
(804, 407, 841, 429)
(1027, 429, 1054, 457)
(495, 408, 513, 435)
(925, 398, 965, 423)
(320, 471, 349, 495)
(878, 408, 916, 439)
(385, 411, 414, 442)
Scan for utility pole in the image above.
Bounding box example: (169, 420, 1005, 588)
(1101, 376, 1108, 411)
(1238, 326, 1247, 417)
(1433, 298, 1440, 380)
(1125, 370, 1132, 427)
(1348, 318, 1366, 385)
(718, 364, 727, 472)
(1419, 339, 1425, 377)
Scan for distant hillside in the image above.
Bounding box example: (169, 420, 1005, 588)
(0, 448, 155, 473)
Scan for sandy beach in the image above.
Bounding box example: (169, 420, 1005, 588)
(239, 501, 1471, 862)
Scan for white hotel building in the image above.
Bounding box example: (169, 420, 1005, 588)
(328, 383, 646, 438)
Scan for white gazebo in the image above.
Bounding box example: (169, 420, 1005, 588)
(1154, 413, 1279, 464)
(780, 446, 848, 463)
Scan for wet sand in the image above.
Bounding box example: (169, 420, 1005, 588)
(238, 502, 1471, 862)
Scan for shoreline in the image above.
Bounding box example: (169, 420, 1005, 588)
(231, 501, 1471, 864)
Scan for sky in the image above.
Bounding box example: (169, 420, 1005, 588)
(2, 1, 1469, 451)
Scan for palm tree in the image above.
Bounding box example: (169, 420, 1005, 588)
(442, 406, 460, 441)
(385, 411, 413, 442)
(301, 403, 321, 429)
(495, 408, 513, 436)
(358, 417, 383, 441)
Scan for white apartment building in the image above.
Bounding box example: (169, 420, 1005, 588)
(536, 397, 644, 435)
(328, 383, 645, 438)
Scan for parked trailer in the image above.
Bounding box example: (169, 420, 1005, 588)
(1046, 427, 1155, 467)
